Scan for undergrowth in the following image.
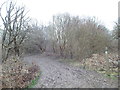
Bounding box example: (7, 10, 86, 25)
(2, 56, 40, 88)
(26, 72, 40, 88)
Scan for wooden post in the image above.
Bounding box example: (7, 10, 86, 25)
(105, 47, 109, 73)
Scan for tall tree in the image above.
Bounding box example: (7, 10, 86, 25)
(0, 1, 30, 62)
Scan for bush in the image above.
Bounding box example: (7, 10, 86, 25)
(2, 56, 40, 88)
(84, 53, 118, 74)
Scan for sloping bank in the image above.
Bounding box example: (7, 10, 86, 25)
(2, 57, 40, 88)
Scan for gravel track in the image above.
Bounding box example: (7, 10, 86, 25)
(24, 55, 118, 88)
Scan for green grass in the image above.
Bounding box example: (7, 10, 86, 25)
(105, 72, 118, 80)
(97, 70, 118, 80)
(24, 72, 40, 89)
(27, 76, 39, 88)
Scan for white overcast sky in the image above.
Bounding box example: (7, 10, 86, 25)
(0, 0, 119, 30)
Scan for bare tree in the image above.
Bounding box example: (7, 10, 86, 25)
(0, 1, 30, 62)
(52, 13, 71, 57)
(45, 13, 111, 60)
(23, 21, 46, 54)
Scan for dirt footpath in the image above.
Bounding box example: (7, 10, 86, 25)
(24, 55, 118, 88)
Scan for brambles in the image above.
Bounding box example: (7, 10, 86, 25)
(80, 53, 118, 79)
(2, 56, 40, 88)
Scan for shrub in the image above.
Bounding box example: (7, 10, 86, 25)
(2, 56, 40, 88)
(84, 53, 118, 74)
